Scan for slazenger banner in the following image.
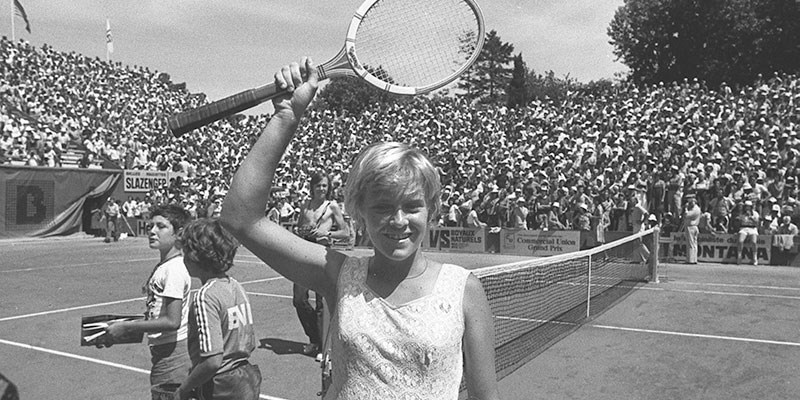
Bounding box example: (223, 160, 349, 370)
(501, 230, 581, 257)
(668, 232, 771, 264)
(424, 227, 485, 253)
(123, 170, 186, 193)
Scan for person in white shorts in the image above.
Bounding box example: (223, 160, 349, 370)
(736, 200, 760, 265)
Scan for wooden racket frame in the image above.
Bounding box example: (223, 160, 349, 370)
(168, 0, 485, 137)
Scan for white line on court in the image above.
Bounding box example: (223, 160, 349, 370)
(237, 260, 271, 265)
(494, 315, 800, 347)
(1, 255, 268, 273)
(247, 292, 293, 300)
(589, 324, 800, 347)
(521, 281, 800, 302)
(0, 277, 287, 323)
(0, 297, 144, 322)
(664, 281, 800, 292)
(241, 277, 286, 284)
(0, 337, 150, 373)
(0, 338, 289, 400)
(1, 258, 157, 273)
(638, 285, 800, 300)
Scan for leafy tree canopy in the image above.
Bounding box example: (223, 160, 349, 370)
(608, 0, 800, 85)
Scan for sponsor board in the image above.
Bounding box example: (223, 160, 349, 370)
(668, 232, 770, 264)
(123, 170, 187, 193)
(501, 230, 581, 257)
(424, 227, 485, 253)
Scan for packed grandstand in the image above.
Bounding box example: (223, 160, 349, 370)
(2, 36, 799, 238)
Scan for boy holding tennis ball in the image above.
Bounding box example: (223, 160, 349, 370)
(175, 218, 261, 400)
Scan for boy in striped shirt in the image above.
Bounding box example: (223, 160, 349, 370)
(175, 218, 262, 400)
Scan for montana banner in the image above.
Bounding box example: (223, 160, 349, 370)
(668, 232, 771, 264)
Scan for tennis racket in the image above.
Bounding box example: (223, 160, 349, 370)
(168, 0, 485, 137)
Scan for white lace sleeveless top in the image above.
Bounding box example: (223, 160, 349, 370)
(324, 256, 470, 400)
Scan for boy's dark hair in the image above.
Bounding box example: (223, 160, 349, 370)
(179, 218, 239, 273)
(310, 172, 331, 199)
(150, 203, 192, 232)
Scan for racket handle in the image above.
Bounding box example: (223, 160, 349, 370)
(168, 82, 284, 137)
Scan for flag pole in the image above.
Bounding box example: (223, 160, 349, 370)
(105, 18, 113, 63)
(10, 0, 15, 42)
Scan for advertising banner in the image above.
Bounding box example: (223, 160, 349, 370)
(668, 232, 771, 264)
(123, 170, 169, 193)
(123, 170, 187, 193)
(424, 227, 486, 253)
(0, 166, 119, 238)
(500, 230, 581, 257)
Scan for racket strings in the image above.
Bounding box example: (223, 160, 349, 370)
(356, 0, 481, 90)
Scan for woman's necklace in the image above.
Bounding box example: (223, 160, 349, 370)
(370, 257, 430, 281)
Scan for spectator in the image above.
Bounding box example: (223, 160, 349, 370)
(760, 215, 775, 235)
(176, 218, 261, 400)
(291, 171, 349, 357)
(266, 200, 280, 224)
(1, 36, 798, 255)
(736, 200, 760, 265)
(102, 197, 120, 243)
(709, 190, 734, 233)
(591, 193, 610, 246)
(101, 204, 193, 398)
(445, 193, 462, 227)
(574, 203, 592, 249)
(279, 197, 295, 225)
(777, 215, 799, 235)
(629, 195, 651, 263)
(465, 200, 487, 228)
(547, 202, 566, 230)
(680, 194, 702, 264)
(122, 196, 138, 219)
(509, 194, 528, 229)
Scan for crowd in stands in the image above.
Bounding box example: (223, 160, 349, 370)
(2, 36, 799, 238)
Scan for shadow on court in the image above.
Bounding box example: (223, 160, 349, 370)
(259, 338, 308, 356)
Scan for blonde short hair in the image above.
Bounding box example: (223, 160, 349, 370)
(344, 142, 441, 224)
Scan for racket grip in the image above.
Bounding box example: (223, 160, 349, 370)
(168, 82, 283, 137)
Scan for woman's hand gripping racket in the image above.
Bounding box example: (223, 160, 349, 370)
(168, 0, 485, 137)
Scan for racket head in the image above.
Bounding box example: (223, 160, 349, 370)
(326, 0, 485, 96)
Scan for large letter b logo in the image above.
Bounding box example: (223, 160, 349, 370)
(17, 185, 47, 225)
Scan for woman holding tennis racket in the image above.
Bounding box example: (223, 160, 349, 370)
(220, 57, 499, 400)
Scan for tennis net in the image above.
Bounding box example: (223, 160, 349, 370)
(473, 227, 660, 381)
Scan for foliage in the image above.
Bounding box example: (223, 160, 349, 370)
(312, 75, 408, 114)
(577, 78, 617, 98)
(608, 0, 800, 85)
(506, 53, 529, 108)
(525, 70, 580, 104)
(457, 30, 515, 104)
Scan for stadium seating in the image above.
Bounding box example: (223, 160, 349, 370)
(1, 36, 798, 235)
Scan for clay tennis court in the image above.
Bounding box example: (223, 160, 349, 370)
(2, 236, 799, 399)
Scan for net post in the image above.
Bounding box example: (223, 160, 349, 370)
(586, 253, 592, 319)
(649, 227, 660, 283)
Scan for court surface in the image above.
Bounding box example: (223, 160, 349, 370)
(2, 236, 799, 399)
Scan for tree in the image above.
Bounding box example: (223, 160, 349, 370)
(312, 75, 408, 114)
(506, 53, 529, 108)
(525, 70, 579, 104)
(458, 30, 515, 104)
(577, 78, 617, 98)
(608, 0, 800, 86)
